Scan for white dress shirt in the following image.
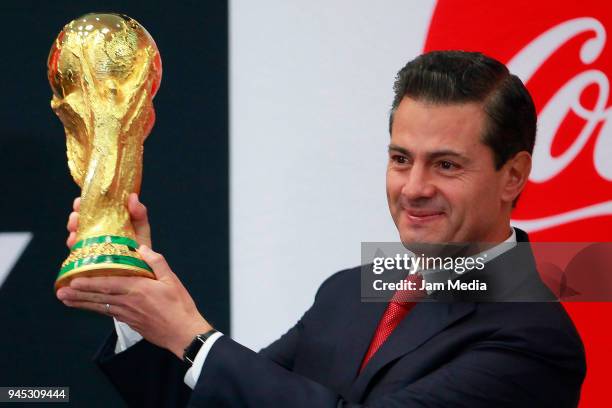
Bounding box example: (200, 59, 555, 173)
(113, 226, 517, 390)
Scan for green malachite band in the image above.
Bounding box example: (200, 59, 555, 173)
(58, 254, 153, 279)
(71, 235, 139, 251)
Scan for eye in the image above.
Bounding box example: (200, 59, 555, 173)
(437, 160, 459, 171)
(390, 155, 408, 164)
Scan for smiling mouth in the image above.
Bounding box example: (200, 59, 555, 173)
(404, 210, 445, 224)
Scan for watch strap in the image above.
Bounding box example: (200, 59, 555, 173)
(183, 328, 218, 366)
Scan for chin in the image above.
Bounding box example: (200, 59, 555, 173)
(399, 229, 448, 245)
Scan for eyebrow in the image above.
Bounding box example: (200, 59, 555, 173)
(387, 144, 470, 162)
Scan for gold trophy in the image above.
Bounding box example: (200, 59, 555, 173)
(48, 13, 162, 290)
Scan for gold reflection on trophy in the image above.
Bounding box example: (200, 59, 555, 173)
(48, 13, 162, 290)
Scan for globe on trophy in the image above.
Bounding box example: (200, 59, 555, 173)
(48, 13, 162, 290)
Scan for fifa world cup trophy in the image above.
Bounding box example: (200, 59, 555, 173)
(48, 13, 162, 290)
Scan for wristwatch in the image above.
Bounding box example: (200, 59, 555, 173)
(183, 329, 218, 366)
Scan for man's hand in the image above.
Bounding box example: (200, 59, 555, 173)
(57, 194, 213, 360)
(66, 193, 152, 249)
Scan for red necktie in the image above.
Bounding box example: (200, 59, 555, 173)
(359, 274, 424, 373)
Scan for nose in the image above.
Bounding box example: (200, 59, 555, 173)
(400, 163, 436, 201)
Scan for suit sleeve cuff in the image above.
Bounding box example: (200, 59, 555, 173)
(183, 331, 224, 389)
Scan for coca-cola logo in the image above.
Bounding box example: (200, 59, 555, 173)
(424, 0, 612, 241)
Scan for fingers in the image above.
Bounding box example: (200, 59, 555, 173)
(56, 277, 143, 324)
(137, 245, 173, 279)
(66, 232, 77, 248)
(60, 298, 135, 322)
(57, 281, 138, 321)
(128, 193, 148, 220)
(57, 286, 122, 305)
(67, 194, 153, 249)
(69, 276, 137, 295)
(128, 193, 152, 248)
(67, 211, 79, 232)
(66, 211, 79, 249)
(66, 197, 80, 249)
(57, 278, 146, 324)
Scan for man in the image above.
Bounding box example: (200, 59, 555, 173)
(57, 51, 586, 407)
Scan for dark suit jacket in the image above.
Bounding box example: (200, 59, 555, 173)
(94, 229, 586, 407)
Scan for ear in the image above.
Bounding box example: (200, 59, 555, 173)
(501, 151, 532, 205)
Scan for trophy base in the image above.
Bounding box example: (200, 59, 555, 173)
(55, 235, 155, 291)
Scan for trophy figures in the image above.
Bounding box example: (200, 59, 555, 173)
(48, 13, 162, 290)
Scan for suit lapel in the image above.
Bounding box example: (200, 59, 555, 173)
(326, 298, 387, 398)
(348, 301, 475, 402)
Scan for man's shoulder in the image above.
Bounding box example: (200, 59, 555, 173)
(476, 301, 585, 360)
(315, 264, 365, 299)
(479, 301, 577, 328)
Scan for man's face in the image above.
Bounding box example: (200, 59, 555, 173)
(387, 97, 509, 245)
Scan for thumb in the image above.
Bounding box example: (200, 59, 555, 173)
(128, 193, 152, 248)
(138, 245, 174, 281)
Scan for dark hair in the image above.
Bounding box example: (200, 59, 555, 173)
(389, 50, 537, 170)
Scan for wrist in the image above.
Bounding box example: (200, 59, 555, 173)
(170, 318, 213, 360)
(182, 328, 218, 366)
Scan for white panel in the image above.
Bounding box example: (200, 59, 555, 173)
(230, 0, 437, 350)
(0, 232, 32, 288)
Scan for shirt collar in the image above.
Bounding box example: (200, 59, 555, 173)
(419, 226, 517, 294)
